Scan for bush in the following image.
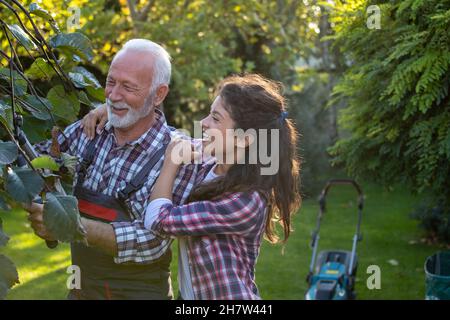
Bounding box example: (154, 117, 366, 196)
(411, 200, 450, 244)
(326, 0, 450, 243)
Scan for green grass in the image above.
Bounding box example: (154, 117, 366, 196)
(0, 183, 443, 299)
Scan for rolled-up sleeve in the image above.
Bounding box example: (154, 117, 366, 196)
(111, 219, 173, 264)
(144, 198, 173, 231)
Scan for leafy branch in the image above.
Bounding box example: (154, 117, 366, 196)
(0, 1, 104, 299)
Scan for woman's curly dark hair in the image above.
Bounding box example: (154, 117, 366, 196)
(188, 74, 301, 243)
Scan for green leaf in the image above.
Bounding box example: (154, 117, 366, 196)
(0, 100, 13, 130)
(0, 282, 7, 300)
(0, 254, 19, 300)
(0, 141, 18, 165)
(69, 69, 102, 90)
(46, 85, 79, 122)
(68, 72, 89, 89)
(86, 86, 105, 102)
(25, 58, 56, 80)
(29, 3, 53, 21)
(5, 167, 44, 204)
(49, 33, 94, 61)
(29, 3, 60, 33)
(77, 91, 95, 108)
(22, 116, 51, 143)
(0, 217, 10, 247)
(21, 95, 53, 121)
(0, 100, 11, 119)
(43, 193, 87, 243)
(31, 156, 60, 171)
(6, 24, 37, 51)
(0, 113, 12, 134)
(73, 67, 101, 88)
(0, 195, 9, 211)
(0, 68, 28, 96)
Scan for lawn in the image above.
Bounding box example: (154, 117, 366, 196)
(0, 183, 443, 299)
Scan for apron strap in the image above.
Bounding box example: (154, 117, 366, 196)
(77, 135, 100, 185)
(75, 131, 169, 216)
(117, 143, 168, 203)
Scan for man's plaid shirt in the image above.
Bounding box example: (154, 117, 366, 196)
(36, 109, 198, 264)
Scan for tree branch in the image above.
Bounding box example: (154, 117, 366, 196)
(6, 0, 74, 90)
(126, 0, 139, 22)
(138, 0, 155, 21)
(0, 49, 56, 125)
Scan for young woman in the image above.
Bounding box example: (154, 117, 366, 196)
(143, 74, 301, 300)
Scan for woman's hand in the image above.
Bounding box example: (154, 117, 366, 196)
(150, 138, 200, 202)
(164, 138, 200, 168)
(80, 104, 108, 140)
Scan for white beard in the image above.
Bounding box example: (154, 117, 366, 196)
(106, 95, 154, 129)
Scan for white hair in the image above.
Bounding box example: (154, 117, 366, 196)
(112, 39, 171, 94)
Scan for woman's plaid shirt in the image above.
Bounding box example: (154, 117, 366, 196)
(35, 109, 198, 264)
(151, 183, 268, 300)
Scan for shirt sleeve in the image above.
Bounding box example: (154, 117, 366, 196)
(144, 198, 173, 232)
(151, 191, 266, 237)
(111, 219, 173, 264)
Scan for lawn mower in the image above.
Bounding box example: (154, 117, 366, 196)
(305, 179, 364, 300)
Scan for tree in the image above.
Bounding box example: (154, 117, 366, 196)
(327, 0, 450, 242)
(0, 1, 104, 298)
(73, 0, 320, 127)
(1, 0, 346, 192)
(79, 0, 339, 193)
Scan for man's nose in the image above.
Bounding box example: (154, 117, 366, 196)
(107, 84, 123, 102)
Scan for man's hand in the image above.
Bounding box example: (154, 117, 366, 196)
(80, 217, 118, 256)
(23, 203, 117, 256)
(24, 202, 56, 241)
(80, 104, 108, 140)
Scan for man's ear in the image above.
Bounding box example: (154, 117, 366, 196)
(154, 84, 169, 106)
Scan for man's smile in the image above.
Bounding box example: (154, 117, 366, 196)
(110, 105, 129, 116)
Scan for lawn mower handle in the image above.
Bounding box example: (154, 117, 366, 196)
(308, 179, 364, 279)
(318, 179, 364, 212)
(318, 179, 364, 241)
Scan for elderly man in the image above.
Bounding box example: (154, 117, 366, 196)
(26, 39, 198, 300)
